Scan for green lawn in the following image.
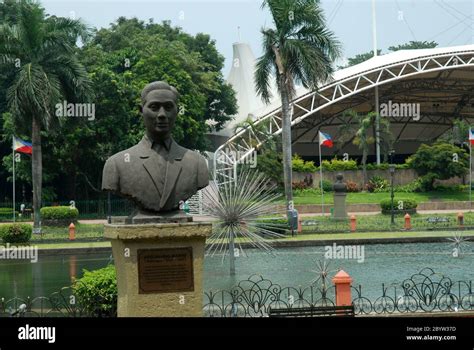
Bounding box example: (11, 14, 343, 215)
(30, 223, 104, 243)
(297, 211, 474, 233)
(287, 191, 470, 205)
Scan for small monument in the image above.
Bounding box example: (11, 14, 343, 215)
(102, 81, 211, 317)
(332, 173, 348, 220)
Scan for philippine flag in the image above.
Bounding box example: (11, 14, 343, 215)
(470, 129, 474, 145)
(319, 131, 333, 148)
(13, 136, 32, 155)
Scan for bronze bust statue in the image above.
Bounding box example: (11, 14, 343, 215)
(102, 81, 209, 220)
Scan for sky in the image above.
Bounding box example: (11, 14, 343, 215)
(40, 0, 474, 77)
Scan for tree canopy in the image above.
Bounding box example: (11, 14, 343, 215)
(0, 13, 237, 203)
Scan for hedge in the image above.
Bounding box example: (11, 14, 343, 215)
(40, 206, 79, 225)
(380, 198, 418, 214)
(0, 224, 32, 243)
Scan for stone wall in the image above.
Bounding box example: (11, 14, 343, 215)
(293, 169, 468, 188)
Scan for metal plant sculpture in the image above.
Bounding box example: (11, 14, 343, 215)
(202, 170, 287, 275)
(447, 233, 471, 257)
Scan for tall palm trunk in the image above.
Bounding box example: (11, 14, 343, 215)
(32, 116, 42, 230)
(279, 74, 293, 207)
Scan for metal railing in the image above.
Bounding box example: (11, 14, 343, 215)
(203, 268, 474, 317)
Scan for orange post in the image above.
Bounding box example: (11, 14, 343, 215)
(69, 223, 75, 241)
(332, 270, 353, 307)
(457, 212, 464, 228)
(350, 215, 356, 232)
(297, 219, 302, 233)
(404, 213, 411, 230)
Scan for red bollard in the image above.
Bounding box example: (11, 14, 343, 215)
(404, 214, 411, 230)
(332, 270, 353, 308)
(457, 212, 464, 228)
(297, 219, 302, 233)
(350, 215, 356, 232)
(69, 223, 75, 241)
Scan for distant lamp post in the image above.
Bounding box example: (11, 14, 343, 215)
(389, 150, 396, 225)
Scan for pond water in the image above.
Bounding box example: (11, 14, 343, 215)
(0, 242, 472, 301)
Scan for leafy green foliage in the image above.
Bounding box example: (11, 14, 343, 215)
(256, 149, 283, 185)
(380, 198, 417, 212)
(394, 179, 424, 193)
(322, 179, 333, 192)
(0, 223, 32, 243)
(292, 154, 317, 172)
(40, 206, 79, 220)
(410, 142, 469, 190)
(321, 158, 358, 171)
(388, 41, 438, 51)
(73, 265, 117, 317)
(366, 175, 389, 193)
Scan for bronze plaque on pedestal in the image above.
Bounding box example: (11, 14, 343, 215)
(138, 247, 194, 294)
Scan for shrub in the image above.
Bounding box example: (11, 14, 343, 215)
(322, 179, 333, 192)
(40, 206, 79, 225)
(292, 181, 309, 190)
(346, 181, 359, 192)
(433, 184, 466, 192)
(380, 198, 417, 214)
(366, 163, 389, 170)
(292, 154, 317, 173)
(0, 224, 32, 243)
(0, 208, 19, 218)
(73, 265, 117, 317)
(395, 179, 423, 193)
(410, 142, 469, 190)
(255, 218, 289, 235)
(366, 175, 389, 193)
(321, 158, 358, 171)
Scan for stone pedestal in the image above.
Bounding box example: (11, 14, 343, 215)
(333, 192, 348, 220)
(104, 222, 212, 317)
(332, 173, 348, 220)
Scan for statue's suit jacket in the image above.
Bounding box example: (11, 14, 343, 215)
(102, 136, 209, 212)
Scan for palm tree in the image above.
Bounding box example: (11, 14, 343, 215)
(255, 0, 341, 209)
(338, 110, 393, 185)
(0, 1, 92, 230)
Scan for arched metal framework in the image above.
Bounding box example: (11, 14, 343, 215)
(214, 48, 474, 184)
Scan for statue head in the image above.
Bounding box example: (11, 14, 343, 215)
(139, 81, 180, 141)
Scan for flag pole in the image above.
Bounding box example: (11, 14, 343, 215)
(12, 136, 15, 222)
(319, 132, 324, 216)
(470, 137, 472, 212)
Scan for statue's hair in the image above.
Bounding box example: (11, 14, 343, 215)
(141, 81, 179, 105)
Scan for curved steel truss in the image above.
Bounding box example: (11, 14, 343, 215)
(214, 49, 474, 184)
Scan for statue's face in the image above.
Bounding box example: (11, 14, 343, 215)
(141, 89, 177, 140)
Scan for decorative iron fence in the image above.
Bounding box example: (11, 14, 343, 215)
(2, 268, 472, 317)
(203, 275, 335, 317)
(1, 286, 88, 317)
(352, 268, 474, 315)
(0, 198, 133, 221)
(203, 268, 474, 317)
